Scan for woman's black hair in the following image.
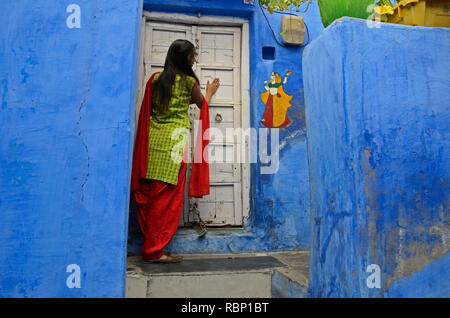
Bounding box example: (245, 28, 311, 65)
(152, 39, 200, 114)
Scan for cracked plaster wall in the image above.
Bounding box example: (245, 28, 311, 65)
(303, 18, 450, 298)
(0, 0, 143, 297)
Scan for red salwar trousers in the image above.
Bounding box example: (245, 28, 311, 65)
(134, 147, 188, 260)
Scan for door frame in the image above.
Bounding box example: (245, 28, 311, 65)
(136, 11, 251, 227)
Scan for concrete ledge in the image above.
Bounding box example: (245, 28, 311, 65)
(126, 251, 310, 298)
(271, 271, 308, 298)
(148, 272, 272, 298)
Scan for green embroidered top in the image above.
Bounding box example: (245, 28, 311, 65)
(145, 73, 197, 185)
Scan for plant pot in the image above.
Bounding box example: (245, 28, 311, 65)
(318, 0, 375, 28)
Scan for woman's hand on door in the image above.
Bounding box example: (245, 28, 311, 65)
(205, 78, 220, 104)
(191, 78, 220, 109)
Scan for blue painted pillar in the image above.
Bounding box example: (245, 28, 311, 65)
(0, 0, 142, 297)
(303, 18, 449, 297)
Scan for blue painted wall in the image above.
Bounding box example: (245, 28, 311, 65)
(127, 0, 324, 254)
(303, 18, 450, 297)
(0, 0, 323, 297)
(0, 0, 142, 297)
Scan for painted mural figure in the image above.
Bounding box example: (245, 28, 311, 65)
(260, 70, 293, 128)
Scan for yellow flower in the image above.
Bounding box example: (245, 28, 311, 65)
(373, 5, 394, 16)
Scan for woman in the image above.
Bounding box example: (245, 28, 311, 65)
(260, 71, 293, 128)
(131, 39, 220, 263)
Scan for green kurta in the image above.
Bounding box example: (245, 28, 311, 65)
(145, 73, 197, 185)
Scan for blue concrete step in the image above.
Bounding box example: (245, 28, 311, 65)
(126, 251, 309, 298)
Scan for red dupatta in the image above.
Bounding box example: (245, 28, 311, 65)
(131, 72, 210, 198)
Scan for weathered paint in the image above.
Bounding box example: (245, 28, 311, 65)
(384, 250, 450, 297)
(0, 0, 323, 297)
(0, 1, 143, 297)
(271, 271, 308, 298)
(126, 0, 324, 255)
(303, 17, 450, 297)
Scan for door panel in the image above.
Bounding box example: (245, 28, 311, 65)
(198, 26, 241, 67)
(148, 23, 189, 62)
(199, 32, 234, 64)
(208, 143, 241, 182)
(199, 68, 236, 104)
(144, 22, 191, 83)
(192, 183, 242, 226)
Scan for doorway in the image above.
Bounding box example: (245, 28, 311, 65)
(135, 12, 250, 228)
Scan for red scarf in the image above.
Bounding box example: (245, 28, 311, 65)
(131, 73, 210, 198)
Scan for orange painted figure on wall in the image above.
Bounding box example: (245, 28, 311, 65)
(260, 70, 293, 128)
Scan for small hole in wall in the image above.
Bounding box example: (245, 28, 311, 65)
(262, 46, 275, 60)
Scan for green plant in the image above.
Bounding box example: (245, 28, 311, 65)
(317, 0, 376, 28)
(258, 0, 312, 14)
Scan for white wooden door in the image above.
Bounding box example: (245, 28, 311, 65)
(138, 17, 244, 227)
(187, 25, 243, 227)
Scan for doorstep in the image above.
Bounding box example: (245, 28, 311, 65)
(126, 251, 309, 298)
